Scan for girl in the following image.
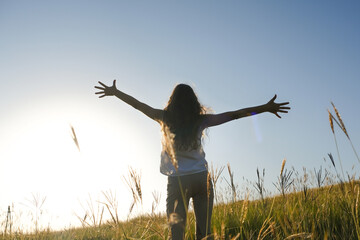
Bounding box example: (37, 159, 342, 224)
(95, 80, 290, 239)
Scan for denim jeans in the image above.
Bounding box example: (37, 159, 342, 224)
(166, 171, 214, 240)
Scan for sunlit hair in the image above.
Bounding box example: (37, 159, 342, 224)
(161, 84, 207, 154)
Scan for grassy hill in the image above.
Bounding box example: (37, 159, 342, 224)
(2, 177, 360, 240)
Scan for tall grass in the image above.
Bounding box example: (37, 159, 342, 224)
(2, 164, 360, 239)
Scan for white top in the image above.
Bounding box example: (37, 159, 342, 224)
(160, 146, 208, 176)
(160, 127, 208, 176)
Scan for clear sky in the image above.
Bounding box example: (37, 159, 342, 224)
(1, 0, 360, 231)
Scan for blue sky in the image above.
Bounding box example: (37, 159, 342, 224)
(1, 0, 359, 230)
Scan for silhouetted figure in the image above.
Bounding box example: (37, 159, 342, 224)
(95, 80, 290, 240)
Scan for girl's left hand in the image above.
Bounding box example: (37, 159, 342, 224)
(266, 94, 290, 118)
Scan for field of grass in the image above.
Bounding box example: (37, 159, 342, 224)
(1, 177, 360, 239)
(1, 103, 359, 239)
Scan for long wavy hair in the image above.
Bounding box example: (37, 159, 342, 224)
(161, 84, 207, 156)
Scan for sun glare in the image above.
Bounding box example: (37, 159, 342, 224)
(0, 101, 141, 230)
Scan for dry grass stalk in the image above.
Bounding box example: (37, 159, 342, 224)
(139, 220, 152, 239)
(240, 193, 249, 225)
(329, 102, 360, 164)
(328, 110, 334, 134)
(352, 185, 360, 239)
(88, 196, 104, 227)
(123, 167, 142, 214)
(151, 191, 161, 215)
(328, 153, 336, 168)
(327, 109, 345, 180)
(274, 160, 294, 197)
(100, 190, 119, 225)
(74, 206, 90, 228)
(301, 167, 309, 200)
(284, 232, 312, 239)
(221, 222, 226, 240)
(22, 193, 47, 233)
(254, 168, 266, 201)
(4, 205, 13, 236)
(314, 166, 328, 188)
(328, 109, 342, 134)
(70, 124, 80, 151)
(231, 233, 241, 240)
(225, 163, 237, 202)
(210, 163, 224, 203)
(257, 217, 275, 240)
(280, 159, 286, 176)
(75, 195, 104, 228)
(331, 102, 349, 139)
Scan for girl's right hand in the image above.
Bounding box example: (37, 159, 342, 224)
(95, 80, 118, 98)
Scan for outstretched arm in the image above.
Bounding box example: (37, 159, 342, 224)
(95, 80, 163, 122)
(202, 95, 290, 128)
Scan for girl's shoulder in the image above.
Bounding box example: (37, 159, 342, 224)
(199, 114, 210, 130)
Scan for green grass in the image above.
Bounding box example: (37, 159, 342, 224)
(2, 179, 360, 240)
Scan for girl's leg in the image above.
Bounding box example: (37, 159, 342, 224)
(166, 176, 190, 240)
(192, 171, 214, 240)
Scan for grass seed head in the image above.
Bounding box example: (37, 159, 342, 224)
(70, 124, 80, 151)
(123, 167, 142, 215)
(280, 159, 286, 176)
(328, 109, 334, 134)
(331, 102, 349, 139)
(328, 153, 336, 168)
